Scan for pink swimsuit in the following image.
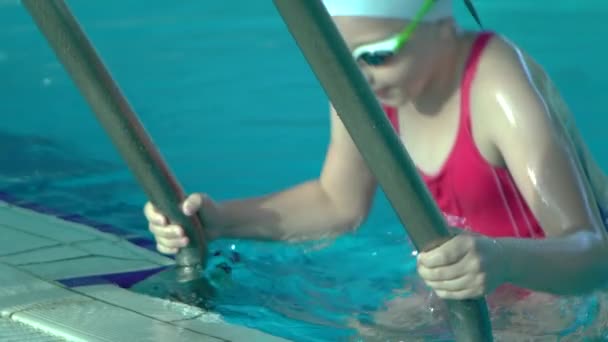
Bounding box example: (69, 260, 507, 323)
(384, 32, 545, 240)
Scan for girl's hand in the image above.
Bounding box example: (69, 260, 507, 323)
(416, 233, 507, 299)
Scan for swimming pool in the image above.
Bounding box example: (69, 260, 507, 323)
(2, 0, 608, 340)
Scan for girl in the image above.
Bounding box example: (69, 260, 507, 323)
(145, 0, 608, 304)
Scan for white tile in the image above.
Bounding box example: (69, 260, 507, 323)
(42, 215, 126, 241)
(0, 317, 65, 341)
(0, 264, 222, 341)
(12, 300, 223, 342)
(0, 266, 291, 342)
(0, 263, 49, 294)
(0, 264, 219, 342)
(0, 225, 57, 256)
(0, 206, 101, 243)
(72, 285, 292, 341)
(74, 239, 174, 267)
(176, 317, 292, 342)
(20, 256, 159, 280)
(0, 245, 88, 265)
(0, 263, 76, 317)
(0, 204, 173, 267)
(1, 286, 81, 319)
(75, 284, 206, 322)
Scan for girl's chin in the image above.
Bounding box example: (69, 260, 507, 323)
(378, 94, 409, 107)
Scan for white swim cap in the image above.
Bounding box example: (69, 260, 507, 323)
(321, 0, 453, 22)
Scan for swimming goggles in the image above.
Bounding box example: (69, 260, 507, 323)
(352, 0, 483, 66)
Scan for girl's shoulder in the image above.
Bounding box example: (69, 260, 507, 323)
(511, 42, 608, 217)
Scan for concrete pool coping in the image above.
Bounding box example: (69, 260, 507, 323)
(0, 199, 291, 341)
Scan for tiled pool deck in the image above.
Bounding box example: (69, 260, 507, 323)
(0, 200, 290, 341)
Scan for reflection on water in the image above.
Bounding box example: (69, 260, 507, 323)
(142, 257, 608, 341)
(348, 287, 608, 341)
(344, 293, 605, 340)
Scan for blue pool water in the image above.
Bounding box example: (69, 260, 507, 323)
(2, 0, 608, 340)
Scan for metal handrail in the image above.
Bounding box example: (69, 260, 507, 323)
(22, 0, 211, 304)
(272, 0, 493, 340)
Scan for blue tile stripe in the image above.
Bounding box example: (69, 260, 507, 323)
(56, 266, 169, 288)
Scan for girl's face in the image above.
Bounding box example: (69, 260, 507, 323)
(333, 16, 456, 107)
